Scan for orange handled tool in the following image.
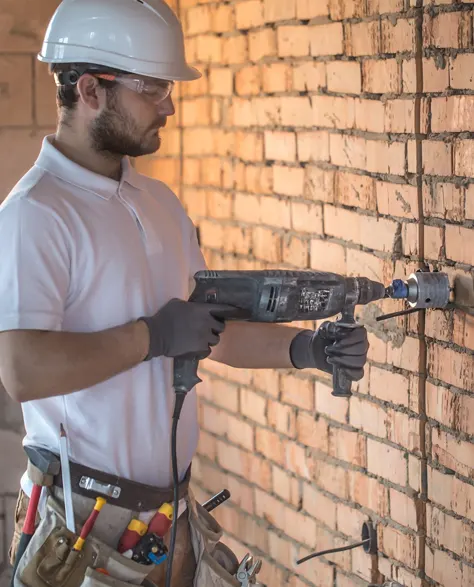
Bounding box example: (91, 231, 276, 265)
(73, 497, 106, 551)
(148, 503, 173, 537)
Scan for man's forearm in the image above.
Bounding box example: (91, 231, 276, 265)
(209, 322, 305, 369)
(0, 321, 149, 402)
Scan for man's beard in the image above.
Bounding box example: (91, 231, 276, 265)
(90, 96, 165, 158)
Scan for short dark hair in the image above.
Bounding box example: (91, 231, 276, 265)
(50, 63, 119, 112)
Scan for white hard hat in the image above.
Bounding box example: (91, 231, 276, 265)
(37, 0, 201, 82)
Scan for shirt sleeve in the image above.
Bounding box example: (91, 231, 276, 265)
(0, 198, 71, 332)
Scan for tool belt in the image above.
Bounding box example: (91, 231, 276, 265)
(52, 458, 191, 512)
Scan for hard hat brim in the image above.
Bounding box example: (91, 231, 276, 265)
(38, 43, 202, 82)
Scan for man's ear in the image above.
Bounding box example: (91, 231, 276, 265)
(76, 74, 105, 111)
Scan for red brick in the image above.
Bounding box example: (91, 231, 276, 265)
(325, 206, 399, 252)
(222, 35, 248, 65)
(281, 374, 314, 411)
(196, 34, 223, 63)
(263, 0, 296, 22)
(363, 59, 400, 94)
(254, 96, 283, 126)
(223, 226, 253, 256)
(350, 395, 387, 439)
(282, 235, 309, 267)
(326, 61, 362, 94)
(384, 99, 416, 133)
(291, 202, 324, 234)
(302, 484, 337, 529)
(310, 239, 347, 274)
(446, 225, 474, 266)
(367, 438, 407, 486)
(377, 181, 418, 219)
(277, 25, 310, 57)
(259, 196, 292, 229)
(425, 547, 463, 587)
(387, 335, 420, 373)
(35, 61, 56, 127)
(296, 412, 329, 452)
(381, 17, 415, 53)
(369, 366, 410, 407)
(422, 140, 453, 176)
(209, 67, 233, 96)
(450, 53, 474, 91)
(235, 0, 264, 29)
(235, 65, 261, 95)
(280, 96, 313, 127)
(211, 4, 234, 33)
(428, 466, 474, 521)
(261, 63, 293, 93)
(432, 96, 474, 133)
(298, 0, 329, 18)
(272, 466, 300, 507)
(216, 441, 272, 490)
(305, 167, 335, 203)
(335, 172, 376, 210)
(378, 525, 417, 569)
(348, 471, 389, 516)
(185, 4, 211, 35)
(252, 226, 282, 262)
(285, 441, 311, 479)
(354, 98, 385, 133)
(256, 428, 286, 466)
(431, 426, 474, 480)
(206, 189, 232, 218)
(264, 131, 296, 162)
(366, 139, 405, 175)
(386, 409, 421, 453)
(234, 193, 261, 223)
(345, 21, 381, 56)
(455, 140, 474, 177)
(329, 0, 365, 19)
(346, 248, 393, 285)
(424, 182, 464, 221)
(248, 29, 277, 62)
(240, 387, 267, 425)
(310, 459, 349, 500)
(329, 427, 367, 467)
(255, 488, 317, 547)
(367, 0, 405, 14)
(425, 225, 443, 261)
(310, 23, 344, 56)
(267, 400, 297, 439)
(273, 165, 305, 198)
(427, 503, 474, 563)
(329, 134, 366, 169)
(313, 95, 356, 130)
(297, 131, 330, 163)
(423, 11, 472, 49)
(293, 62, 326, 92)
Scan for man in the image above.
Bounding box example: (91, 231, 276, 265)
(0, 1, 369, 585)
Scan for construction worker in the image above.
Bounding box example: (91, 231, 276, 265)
(0, 1, 369, 586)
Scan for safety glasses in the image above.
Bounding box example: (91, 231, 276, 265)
(94, 73, 174, 104)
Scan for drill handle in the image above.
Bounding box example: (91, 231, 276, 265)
(173, 354, 205, 395)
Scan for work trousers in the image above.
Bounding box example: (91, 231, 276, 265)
(9, 489, 197, 587)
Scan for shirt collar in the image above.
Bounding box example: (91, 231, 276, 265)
(35, 135, 143, 200)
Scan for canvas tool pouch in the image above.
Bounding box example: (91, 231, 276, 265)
(13, 492, 157, 587)
(186, 488, 242, 587)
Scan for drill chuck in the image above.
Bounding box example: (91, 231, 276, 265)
(386, 272, 450, 309)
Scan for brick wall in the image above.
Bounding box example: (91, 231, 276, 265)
(1, 1, 474, 586)
(136, 1, 474, 586)
(0, 1, 58, 582)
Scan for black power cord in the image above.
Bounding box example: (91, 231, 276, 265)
(296, 538, 370, 565)
(165, 391, 186, 587)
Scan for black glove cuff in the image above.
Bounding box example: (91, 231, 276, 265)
(137, 316, 159, 362)
(289, 329, 318, 369)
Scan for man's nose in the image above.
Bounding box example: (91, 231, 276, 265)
(158, 95, 175, 117)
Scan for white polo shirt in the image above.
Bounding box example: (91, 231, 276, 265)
(0, 135, 206, 488)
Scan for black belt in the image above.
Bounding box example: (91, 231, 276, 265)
(53, 458, 191, 512)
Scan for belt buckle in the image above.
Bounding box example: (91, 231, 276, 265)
(79, 476, 122, 499)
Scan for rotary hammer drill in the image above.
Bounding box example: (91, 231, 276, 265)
(173, 269, 387, 399)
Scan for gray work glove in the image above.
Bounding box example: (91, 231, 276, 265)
(290, 322, 369, 381)
(139, 299, 235, 361)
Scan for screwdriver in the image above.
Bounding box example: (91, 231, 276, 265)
(73, 497, 106, 551)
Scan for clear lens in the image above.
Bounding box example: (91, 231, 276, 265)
(115, 76, 174, 102)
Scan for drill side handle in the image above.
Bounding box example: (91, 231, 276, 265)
(331, 305, 356, 399)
